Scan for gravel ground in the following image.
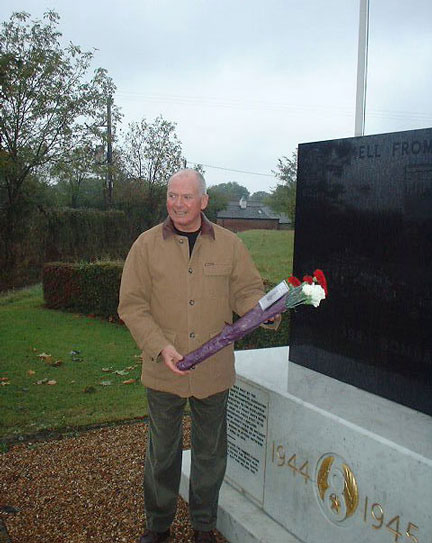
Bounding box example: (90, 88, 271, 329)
(0, 419, 228, 543)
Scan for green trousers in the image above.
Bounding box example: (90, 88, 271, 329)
(144, 387, 229, 532)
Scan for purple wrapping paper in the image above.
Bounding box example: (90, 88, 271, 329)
(176, 292, 288, 371)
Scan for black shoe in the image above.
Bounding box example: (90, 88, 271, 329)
(193, 530, 216, 543)
(139, 528, 171, 543)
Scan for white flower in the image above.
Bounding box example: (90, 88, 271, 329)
(302, 283, 326, 307)
(301, 284, 313, 296)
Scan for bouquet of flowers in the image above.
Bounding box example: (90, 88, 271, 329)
(176, 269, 328, 371)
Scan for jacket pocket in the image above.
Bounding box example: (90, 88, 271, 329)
(203, 263, 232, 298)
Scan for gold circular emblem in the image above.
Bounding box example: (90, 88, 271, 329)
(315, 453, 359, 524)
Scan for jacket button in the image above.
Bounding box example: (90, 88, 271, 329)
(188, 268, 193, 274)
(179, 239, 184, 244)
(189, 332, 195, 339)
(189, 300, 195, 306)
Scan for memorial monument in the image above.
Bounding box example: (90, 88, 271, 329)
(291, 127, 432, 416)
(181, 127, 432, 543)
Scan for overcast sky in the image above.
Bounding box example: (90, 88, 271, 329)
(2, 0, 432, 194)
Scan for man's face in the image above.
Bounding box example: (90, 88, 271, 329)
(166, 173, 209, 232)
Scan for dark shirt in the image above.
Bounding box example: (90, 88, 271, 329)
(173, 226, 201, 257)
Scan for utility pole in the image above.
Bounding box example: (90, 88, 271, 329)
(355, 0, 370, 136)
(106, 95, 113, 206)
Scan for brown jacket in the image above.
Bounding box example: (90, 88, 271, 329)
(118, 215, 265, 398)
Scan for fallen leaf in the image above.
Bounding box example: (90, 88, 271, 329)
(36, 378, 49, 385)
(122, 379, 136, 385)
(99, 380, 112, 386)
(47, 380, 57, 386)
(0, 377, 10, 382)
(43, 358, 63, 367)
(27, 370, 36, 376)
(38, 353, 53, 361)
(101, 367, 113, 372)
(0, 381, 10, 386)
(114, 370, 129, 376)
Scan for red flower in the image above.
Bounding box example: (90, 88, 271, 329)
(313, 269, 328, 296)
(287, 276, 301, 287)
(303, 275, 314, 284)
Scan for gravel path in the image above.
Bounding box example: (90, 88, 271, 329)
(0, 419, 228, 543)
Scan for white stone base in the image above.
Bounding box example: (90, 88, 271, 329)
(180, 450, 301, 543)
(180, 346, 432, 543)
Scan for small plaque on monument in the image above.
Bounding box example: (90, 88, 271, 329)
(226, 381, 269, 504)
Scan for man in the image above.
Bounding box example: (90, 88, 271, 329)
(118, 169, 277, 543)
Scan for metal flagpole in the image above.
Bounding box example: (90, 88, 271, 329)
(355, 0, 370, 136)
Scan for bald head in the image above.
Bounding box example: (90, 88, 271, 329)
(168, 169, 207, 196)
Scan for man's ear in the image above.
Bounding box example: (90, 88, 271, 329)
(201, 194, 209, 210)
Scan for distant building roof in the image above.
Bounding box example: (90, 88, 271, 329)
(217, 199, 291, 224)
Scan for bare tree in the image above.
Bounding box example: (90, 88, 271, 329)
(122, 115, 183, 188)
(119, 115, 184, 229)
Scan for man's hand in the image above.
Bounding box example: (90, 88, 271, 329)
(261, 314, 282, 329)
(160, 344, 189, 375)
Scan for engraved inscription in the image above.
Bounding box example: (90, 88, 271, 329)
(227, 384, 268, 475)
(271, 444, 423, 540)
(227, 444, 260, 475)
(353, 143, 382, 160)
(363, 496, 421, 543)
(392, 139, 432, 157)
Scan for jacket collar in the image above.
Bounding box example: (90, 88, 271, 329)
(162, 213, 215, 240)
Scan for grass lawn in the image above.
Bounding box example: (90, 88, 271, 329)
(0, 285, 144, 441)
(0, 230, 294, 442)
(238, 229, 294, 283)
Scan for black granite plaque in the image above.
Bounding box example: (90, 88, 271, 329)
(290, 128, 432, 416)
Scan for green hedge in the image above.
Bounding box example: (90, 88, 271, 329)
(43, 261, 123, 319)
(0, 207, 131, 292)
(43, 207, 130, 262)
(43, 262, 289, 349)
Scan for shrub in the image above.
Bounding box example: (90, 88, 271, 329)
(43, 261, 123, 319)
(0, 207, 131, 292)
(43, 207, 130, 262)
